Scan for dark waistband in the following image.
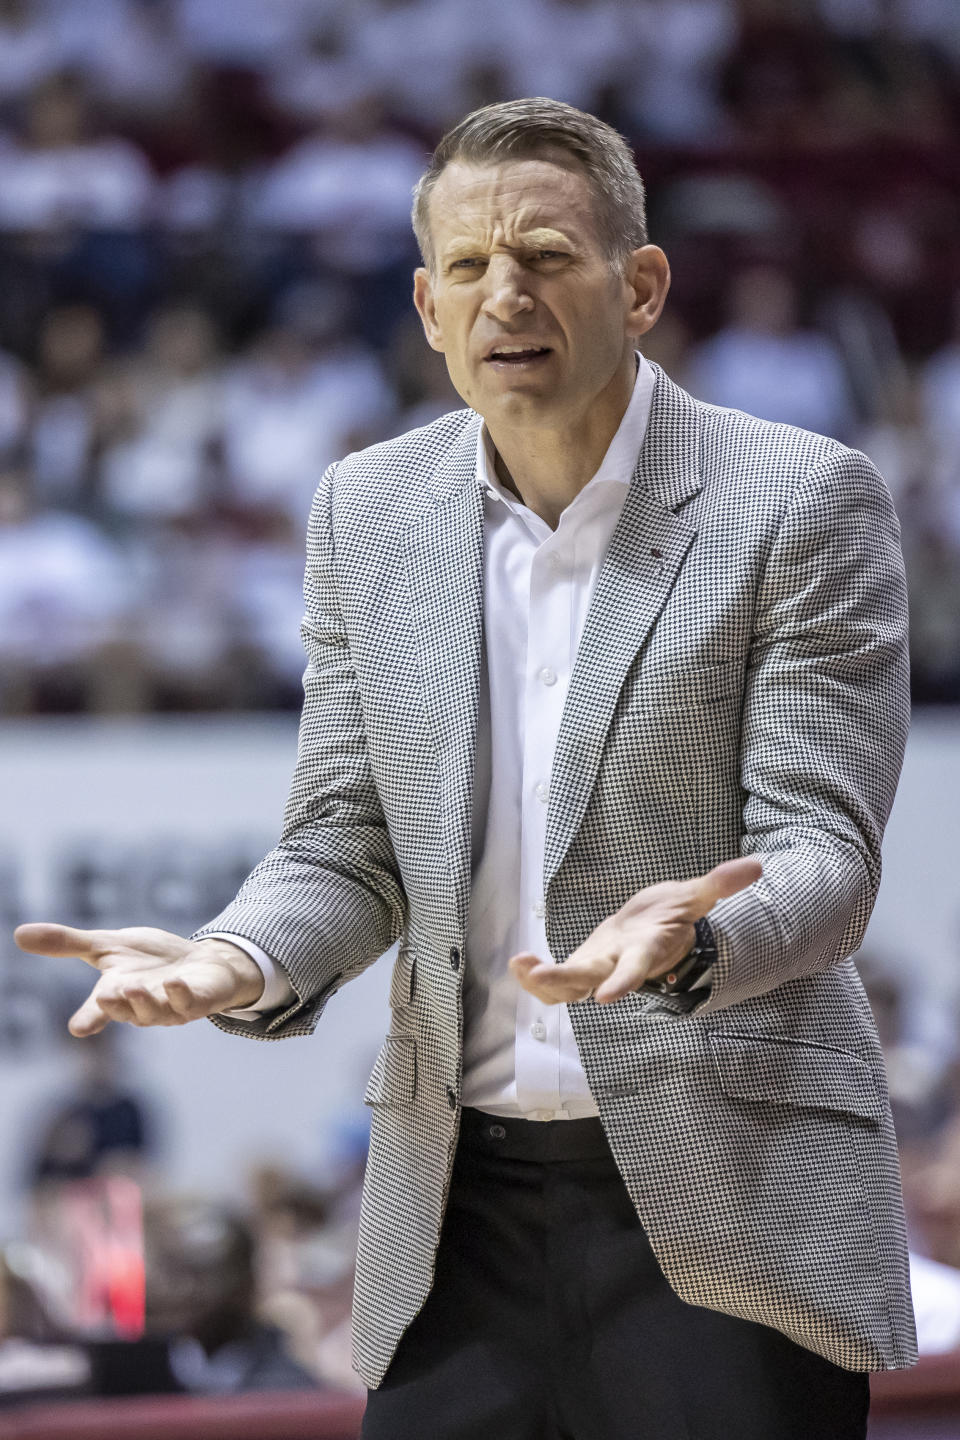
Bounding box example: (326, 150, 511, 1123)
(459, 1107, 612, 1163)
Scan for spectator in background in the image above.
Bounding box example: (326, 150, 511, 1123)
(0, 463, 134, 713)
(253, 1164, 363, 1393)
(223, 508, 316, 708)
(221, 279, 395, 528)
(0, 0, 62, 108)
(145, 1195, 319, 1395)
(719, 7, 837, 148)
(354, 0, 507, 131)
(99, 302, 222, 522)
(497, 0, 635, 117)
(30, 303, 104, 506)
(46, 0, 190, 121)
(125, 516, 238, 711)
(265, 10, 386, 128)
(0, 1250, 90, 1402)
(28, 1029, 152, 1189)
(215, 281, 397, 704)
(686, 263, 857, 439)
(615, 0, 735, 143)
(0, 71, 155, 231)
(250, 97, 424, 279)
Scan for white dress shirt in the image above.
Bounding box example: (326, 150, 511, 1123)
(217, 356, 657, 1121)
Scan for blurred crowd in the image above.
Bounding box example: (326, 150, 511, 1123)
(6, 960, 960, 1408)
(0, 1029, 370, 1402)
(0, 0, 959, 716)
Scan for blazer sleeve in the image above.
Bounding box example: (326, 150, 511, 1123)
(685, 443, 910, 1016)
(194, 461, 407, 1039)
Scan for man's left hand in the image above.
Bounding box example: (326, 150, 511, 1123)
(508, 858, 762, 1005)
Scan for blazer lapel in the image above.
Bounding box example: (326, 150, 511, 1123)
(544, 369, 704, 893)
(402, 416, 484, 925)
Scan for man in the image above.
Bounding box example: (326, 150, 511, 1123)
(16, 99, 915, 1438)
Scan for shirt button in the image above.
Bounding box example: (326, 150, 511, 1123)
(489, 1123, 506, 1140)
(534, 781, 550, 803)
(530, 1020, 547, 1041)
(538, 666, 557, 687)
(532, 898, 546, 919)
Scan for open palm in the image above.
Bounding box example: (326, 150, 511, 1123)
(509, 857, 762, 1005)
(14, 923, 264, 1036)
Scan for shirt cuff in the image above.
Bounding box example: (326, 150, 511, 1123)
(204, 932, 296, 1019)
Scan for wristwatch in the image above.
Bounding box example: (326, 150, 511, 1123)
(640, 917, 716, 996)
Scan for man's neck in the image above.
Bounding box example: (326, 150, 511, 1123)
(486, 356, 636, 530)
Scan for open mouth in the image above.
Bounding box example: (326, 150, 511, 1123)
(485, 345, 552, 365)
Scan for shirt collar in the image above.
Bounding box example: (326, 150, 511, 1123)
(475, 352, 656, 503)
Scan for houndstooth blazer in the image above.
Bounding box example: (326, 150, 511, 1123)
(198, 363, 917, 1386)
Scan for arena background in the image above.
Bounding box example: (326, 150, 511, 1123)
(0, 0, 959, 1429)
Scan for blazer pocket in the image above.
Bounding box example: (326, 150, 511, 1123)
(364, 1035, 417, 1108)
(631, 659, 742, 713)
(388, 946, 416, 1011)
(709, 1032, 884, 1122)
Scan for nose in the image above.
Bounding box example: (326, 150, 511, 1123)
(480, 255, 534, 323)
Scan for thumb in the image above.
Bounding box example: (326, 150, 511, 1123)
(699, 857, 763, 910)
(508, 953, 542, 979)
(14, 923, 104, 965)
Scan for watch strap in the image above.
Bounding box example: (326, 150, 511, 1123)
(640, 916, 717, 996)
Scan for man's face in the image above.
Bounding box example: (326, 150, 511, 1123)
(413, 157, 643, 432)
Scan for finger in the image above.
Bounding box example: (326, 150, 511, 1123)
(14, 923, 106, 964)
(594, 945, 652, 1005)
(122, 986, 167, 1026)
(509, 952, 616, 1004)
(68, 995, 112, 1038)
(96, 992, 139, 1025)
(510, 953, 580, 1003)
(163, 977, 212, 1021)
(101, 981, 192, 1028)
(706, 857, 763, 899)
(684, 857, 763, 916)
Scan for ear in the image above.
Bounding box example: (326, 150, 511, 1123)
(413, 267, 445, 353)
(623, 245, 671, 340)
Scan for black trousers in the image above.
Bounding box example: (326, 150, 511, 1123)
(361, 1109, 870, 1440)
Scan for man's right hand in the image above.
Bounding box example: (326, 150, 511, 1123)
(13, 925, 265, 1037)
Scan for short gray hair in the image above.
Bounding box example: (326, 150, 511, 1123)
(412, 97, 648, 274)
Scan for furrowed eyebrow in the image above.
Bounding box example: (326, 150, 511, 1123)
(440, 227, 575, 266)
(518, 228, 573, 250)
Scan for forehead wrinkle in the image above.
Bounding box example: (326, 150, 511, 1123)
(441, 224, 577, 263)
(430, 162, 598, 258)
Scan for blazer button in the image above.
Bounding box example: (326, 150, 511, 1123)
(449, 946, 461, 971)
(446, 1086, 458, 1110)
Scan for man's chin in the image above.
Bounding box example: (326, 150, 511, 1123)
(476, 380, 565, 426)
